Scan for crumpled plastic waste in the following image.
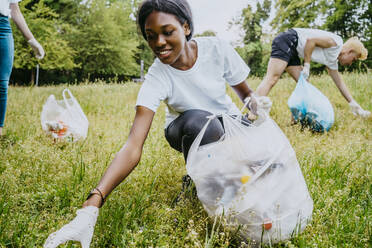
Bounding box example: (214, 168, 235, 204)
(45, 121, 69, 139)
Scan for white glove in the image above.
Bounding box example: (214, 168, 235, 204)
(302, 62, 310, 79)
(28, 38, 45, 59)
(44, 206, 99, 248)
(256, 95, 272, 115)
(349, 100, 371, 118)
(245, 94, 272, 117)
(245, 94, 258, 115)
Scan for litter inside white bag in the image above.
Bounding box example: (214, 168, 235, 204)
(41, 89, 89, 142)
(186, 107, 313, 244)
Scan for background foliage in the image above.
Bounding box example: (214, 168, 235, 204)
(234, 0, 272, 77)
(9, 0, 372, 83)
(12, 0, 77, 83)
(271, 0, 372, 73)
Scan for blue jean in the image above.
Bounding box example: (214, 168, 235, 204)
(0, 15, 14, 127)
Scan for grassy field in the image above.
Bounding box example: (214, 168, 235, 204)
(0, 72, 371, 247)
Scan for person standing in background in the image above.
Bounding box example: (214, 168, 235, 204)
(0, 0, 44, 136)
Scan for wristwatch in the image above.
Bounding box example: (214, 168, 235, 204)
(86, 188, 106, 208)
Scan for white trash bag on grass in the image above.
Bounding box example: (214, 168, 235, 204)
(186, 106, 313, 244)
(41, 89, 89, 142)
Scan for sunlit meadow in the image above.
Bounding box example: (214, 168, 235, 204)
(0, 72, 371, 247)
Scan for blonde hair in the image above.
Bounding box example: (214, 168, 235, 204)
(343, 37, 368, 60)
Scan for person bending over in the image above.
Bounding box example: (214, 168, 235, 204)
(43, 0, 269, 247)
(255, 28, 370, 118)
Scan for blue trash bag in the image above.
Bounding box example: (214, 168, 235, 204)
(287, 73, 334, 132)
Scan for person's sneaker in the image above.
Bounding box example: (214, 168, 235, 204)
(172, 175, 197, 206)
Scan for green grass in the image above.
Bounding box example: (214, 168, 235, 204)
(0, 72, 371, 247)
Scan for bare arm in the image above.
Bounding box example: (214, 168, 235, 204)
(304, 37, 337, 63)
(327, 68, 353, 102)
(231, 80, 255, 102)
(231, 80, 262, 117)
(10, 3, 34, 41)
(83, 106, 155, 208)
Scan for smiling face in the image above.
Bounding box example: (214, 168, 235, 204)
(339, 49, 359, 66)
(144, 11, 191, 66)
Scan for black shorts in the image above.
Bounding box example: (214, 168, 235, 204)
(271, 29, 301, 67)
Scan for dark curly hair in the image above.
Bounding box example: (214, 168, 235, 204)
(137, 0, 194, 41)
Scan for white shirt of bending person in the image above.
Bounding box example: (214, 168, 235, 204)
(294, 28, 343, 70)
(0, 0, 21, 17)
(136, 36, 250, 128)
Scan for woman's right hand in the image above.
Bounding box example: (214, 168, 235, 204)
(43, 206, 99, 248)
(43, 106, 154, 247)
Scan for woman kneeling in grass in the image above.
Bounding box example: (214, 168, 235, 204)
(44, 0, 270, 246)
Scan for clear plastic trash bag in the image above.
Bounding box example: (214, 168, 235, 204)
(288, 73, 334, 132)
(41, 89, 89, 142)
(186, 107, 313, 244)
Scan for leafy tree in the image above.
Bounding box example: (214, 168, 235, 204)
(323, 0, 372, 70)
(272, 0, 371, 70)
(271, 0, 329, 32)
(130, 0, 154, 75)
(71, 0, 139, 76)
(43, 0, 82, 25)
(134, 38, 154, 75)
(194, 30, 217, 37)
(323, 0, 369, 38)
(233, 0, 271, 76)
(12, 0, 77, 83)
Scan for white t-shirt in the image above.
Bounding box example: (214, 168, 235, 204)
(294, 28, 343, 70)
(0, 0, 20, 17)
(136, 37, 250, 128)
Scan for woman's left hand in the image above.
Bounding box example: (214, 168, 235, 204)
(245, 94, 258, 115)
(246, 94, 258, 115)
(244, 94, 258, 120)
(28, 38, 45, 59)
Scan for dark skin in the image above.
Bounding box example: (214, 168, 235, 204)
(83, 10, 255, 208)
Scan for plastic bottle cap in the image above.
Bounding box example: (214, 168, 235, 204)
(240, 175, 250, 184)
(263, 218, 272, 230)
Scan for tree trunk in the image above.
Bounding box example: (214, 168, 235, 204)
(30, 69, 35, 85)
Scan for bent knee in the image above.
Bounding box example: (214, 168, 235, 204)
(182, 110, 223, 139)
(182, 110, 212, 135)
